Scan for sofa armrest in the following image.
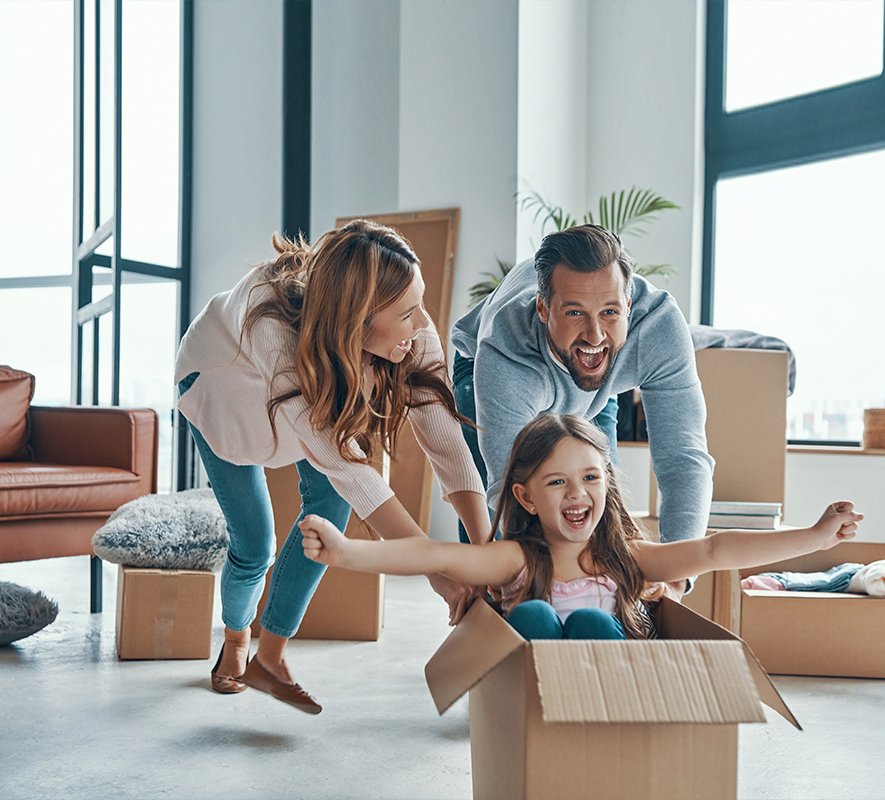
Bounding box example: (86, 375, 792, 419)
(29, 406, 158, 492)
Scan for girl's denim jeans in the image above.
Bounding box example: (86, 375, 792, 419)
(506, 599, 626, 640)
(178, 372, 351, 637)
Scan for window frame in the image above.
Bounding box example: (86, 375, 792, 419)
(702, 0, 885, 445)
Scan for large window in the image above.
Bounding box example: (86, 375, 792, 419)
(704, 0, 885, 444)
(0, 1, 191, 491)
(0, 2, 74, 405)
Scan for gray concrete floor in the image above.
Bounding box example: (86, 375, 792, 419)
(1, 556, 883, 800)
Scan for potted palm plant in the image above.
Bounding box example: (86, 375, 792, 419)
(467, 187, 679, 307)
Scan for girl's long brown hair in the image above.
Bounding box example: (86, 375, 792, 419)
(491, 414, 662, 639)
(242, 220, 461, 463)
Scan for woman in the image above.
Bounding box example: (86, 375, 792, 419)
(175, 220, 490, 713)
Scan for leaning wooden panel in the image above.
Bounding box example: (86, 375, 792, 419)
(336, 209, 460, 530)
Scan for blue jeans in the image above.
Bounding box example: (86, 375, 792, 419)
(178, 373, 351, 637)
(452, 352, 619, 543)
(507, 599, 626, 640)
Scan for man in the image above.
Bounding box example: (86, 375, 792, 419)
(451, 224, 713, 556)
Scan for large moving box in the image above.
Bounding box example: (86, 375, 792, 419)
(425, 598, 797, 800)
(645, 348, 791, 625)
(252, 463, 386, 641)
(116, 565, 214, 659)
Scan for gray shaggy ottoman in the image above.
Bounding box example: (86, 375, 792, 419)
(92, 488, 229, 572)
(0, 582, 59, 646)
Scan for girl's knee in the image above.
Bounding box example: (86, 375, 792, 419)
(506, 600, 563, 640)
(563, 608, 626, 640)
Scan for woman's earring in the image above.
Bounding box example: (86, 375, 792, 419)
(529, 506, 536, 515)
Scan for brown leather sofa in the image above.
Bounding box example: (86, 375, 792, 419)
(0, 406, 158, 612)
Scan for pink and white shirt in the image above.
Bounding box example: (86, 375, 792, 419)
(501, 565, 619, 623)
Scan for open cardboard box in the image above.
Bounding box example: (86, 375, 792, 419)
(425, 597, 798, 800)
(734, 540, 885, 678)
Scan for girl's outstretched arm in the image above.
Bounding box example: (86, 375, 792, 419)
(299, 514, 525, 587)
(630, 501, 863, 584)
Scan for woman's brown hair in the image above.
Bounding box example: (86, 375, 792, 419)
(242, 220, 461, 463)
(491, 414, 661, 639)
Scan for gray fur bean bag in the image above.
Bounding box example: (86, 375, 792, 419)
(92, 488, 229, 572)
(0, 582, 59, 646)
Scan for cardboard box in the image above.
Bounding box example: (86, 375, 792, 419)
(425, 598, 797, 800)
(116, 565, 214, 660)
(736, 541, 885, 678)
(642, 349, 790, 631)
(252, 464, 385, 641)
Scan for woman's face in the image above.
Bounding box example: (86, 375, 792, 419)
(362, 272, 431, 363)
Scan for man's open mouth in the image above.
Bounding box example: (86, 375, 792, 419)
(574, 345, 607, 372)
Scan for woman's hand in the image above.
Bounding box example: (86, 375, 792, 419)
(426, 573, 482, 625)
(300, 514, 350, 566)
(813, 501, 863, 548)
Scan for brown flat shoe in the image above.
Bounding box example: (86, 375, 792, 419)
(242, 656, 322, 714)
(210, 644, 248, 694)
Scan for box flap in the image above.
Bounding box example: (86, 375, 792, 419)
(656, 597, 801, 729)
(531, 639, 764, 724)
(424, 599, 525, 715)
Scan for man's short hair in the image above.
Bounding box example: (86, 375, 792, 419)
(534, 224, 634, 304)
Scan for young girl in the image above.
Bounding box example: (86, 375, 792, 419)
(299, 414, 862, 640)
(176, 220, 489, 711)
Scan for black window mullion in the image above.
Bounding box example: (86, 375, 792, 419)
(72, 0, 85, 403)
(111, 0, 122, 407)
(93, 0, 101, 233)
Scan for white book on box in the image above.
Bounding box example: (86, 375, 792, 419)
(708, 512, 781, 529)
(709, 500, 783, 516)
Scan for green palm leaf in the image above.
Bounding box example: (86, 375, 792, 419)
(517, 191, 577, 233)
(583, 188, 679, 237)
(467, 258, 514, 307)
(634, 262, 677, 280)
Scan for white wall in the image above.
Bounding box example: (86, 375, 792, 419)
(190, 0, 283, 314)
(310, 0, 401, 237)
(516, 0, 590, 262)
(398, 0, 519, 331)
(583, 0, 705, 321)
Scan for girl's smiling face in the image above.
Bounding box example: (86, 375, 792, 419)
(512, 436, 607, 545)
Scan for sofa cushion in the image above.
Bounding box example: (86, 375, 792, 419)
(0, 464, 141, 518)
(0, 367, 35, 461)
(0, 581, 58, 646)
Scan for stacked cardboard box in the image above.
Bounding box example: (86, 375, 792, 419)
(251, 462, 386, 641)
(116, 565, 215, 660)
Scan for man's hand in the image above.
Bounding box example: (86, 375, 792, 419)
(426, 573, 482, 625)
(299, 514, 349, 566)
(662, 580, 687, 602)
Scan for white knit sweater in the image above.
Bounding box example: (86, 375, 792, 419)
(175, 267, 484, 520)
